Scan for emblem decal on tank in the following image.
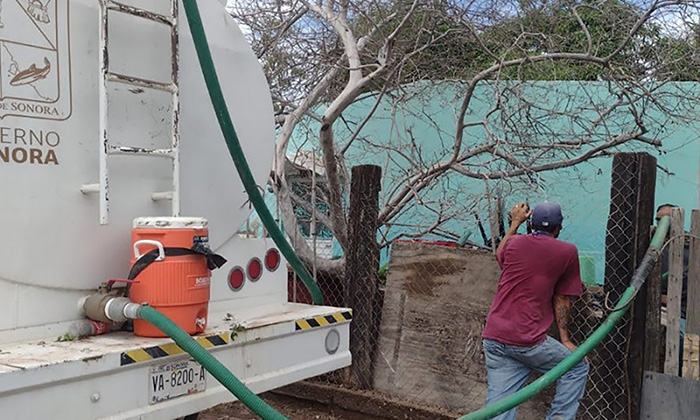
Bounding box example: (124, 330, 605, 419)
(0, 0, 71, 120)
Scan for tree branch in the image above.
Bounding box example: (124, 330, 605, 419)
(452, 131, 646, 179)
(258, 7, 309, 58)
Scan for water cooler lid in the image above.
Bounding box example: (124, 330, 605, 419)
(133, 217, 208, 230)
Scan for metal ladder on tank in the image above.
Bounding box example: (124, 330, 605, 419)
(81, 0, 180, 225)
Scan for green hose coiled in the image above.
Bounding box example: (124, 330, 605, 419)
(138, 305, 290, 420)
(182, 0, 323, 305)
(461, 216, 670, 420)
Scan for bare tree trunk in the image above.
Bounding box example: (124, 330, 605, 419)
(346, 165, 382, 389)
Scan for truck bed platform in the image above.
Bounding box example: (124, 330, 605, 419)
(0, 303, 352, 420)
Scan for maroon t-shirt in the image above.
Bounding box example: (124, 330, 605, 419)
(483, 234, 583, 346)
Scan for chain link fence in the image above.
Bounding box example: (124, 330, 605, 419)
(280, 153, 661, 419)
(569, 153, 640, 420)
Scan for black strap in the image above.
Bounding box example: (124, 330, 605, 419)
(128, 245, 227, 280)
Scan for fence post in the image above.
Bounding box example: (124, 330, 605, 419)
(664, 208, 685, 375)
(346, 164, 382, 389)
(627, 153, 657, 420)
(596, 152, 656, 420)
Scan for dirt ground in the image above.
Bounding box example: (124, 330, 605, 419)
(199, 392, 391, 420)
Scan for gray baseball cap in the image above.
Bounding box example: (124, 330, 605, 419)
(532, 202, 563, 228)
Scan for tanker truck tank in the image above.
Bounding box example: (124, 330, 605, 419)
(0, 2, 351, 419)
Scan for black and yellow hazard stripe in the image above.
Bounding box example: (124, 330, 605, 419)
(120, 332, 231, 366)
(295, 310, 353, 331)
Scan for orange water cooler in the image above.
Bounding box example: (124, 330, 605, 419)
(128, 217, 225, 337)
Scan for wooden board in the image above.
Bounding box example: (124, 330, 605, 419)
(686, 210, 700, 336)
(665, 208, 685, 376)
(641, 371, 700, 419)
(373, 241, 552, 419)
(682, 333, 700, 380)
(683, 210, 700, 380)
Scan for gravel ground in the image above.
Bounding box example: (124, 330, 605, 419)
(198, 392, 391, 420)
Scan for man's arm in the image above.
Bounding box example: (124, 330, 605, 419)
(497, 203, 532, 256)
(553, 294, 577, 352)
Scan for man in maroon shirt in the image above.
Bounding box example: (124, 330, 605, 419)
(482, 202, 588, 420)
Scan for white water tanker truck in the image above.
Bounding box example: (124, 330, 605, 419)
(0, 1, 351, 419)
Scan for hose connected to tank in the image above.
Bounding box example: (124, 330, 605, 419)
(106, 3, 319, 418)
(137, 305, 290, 420)
(84, 298, 291, 419)
(111, 3, 316, 418)
(181, 0, 324, 306)
(460, 216, 671, 420)
(83, 2, 328, 417)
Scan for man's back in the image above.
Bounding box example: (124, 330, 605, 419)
(483, 234, 581, 346)
(481, 202, 588, 420)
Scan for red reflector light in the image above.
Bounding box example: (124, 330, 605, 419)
(247, 258, 263, 281)
(265, 249, 281, 271)
(228, 266, 245, 291)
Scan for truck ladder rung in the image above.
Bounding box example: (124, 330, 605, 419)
(107, 72, 176, 93)
(106, 0, 174, 26)
(107, 146, 174, 158)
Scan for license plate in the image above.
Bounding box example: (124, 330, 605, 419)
(149, 359, 207, 404)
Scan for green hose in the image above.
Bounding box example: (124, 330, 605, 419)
(182, 0, 323, 305)
(138, 305, 290, 420)
(461, 216, 671, 420)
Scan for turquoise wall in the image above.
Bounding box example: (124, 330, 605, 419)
(251, 82, 700, 283)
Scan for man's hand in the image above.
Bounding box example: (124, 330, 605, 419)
(497, 203, 533, 257)
(561, 338, 588, 362)
(561, 339, 578, 353)
(510, 203, 532, 227)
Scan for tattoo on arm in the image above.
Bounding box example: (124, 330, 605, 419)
(554, 295, 572, 343)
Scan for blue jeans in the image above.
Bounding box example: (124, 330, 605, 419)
(483, 336, 589, 420)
